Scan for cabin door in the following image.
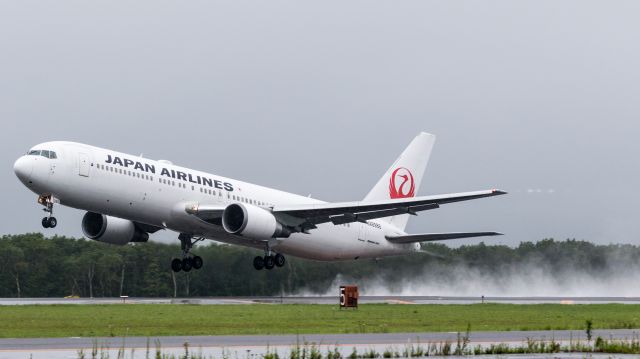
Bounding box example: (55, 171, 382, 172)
(78, 153, 90, 177)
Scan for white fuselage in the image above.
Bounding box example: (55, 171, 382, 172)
(14, 141, 418, 261)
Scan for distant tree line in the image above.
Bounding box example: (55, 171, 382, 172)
(0, 233, 637, 298)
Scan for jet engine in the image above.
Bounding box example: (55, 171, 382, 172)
(222, 203, 290, 239)
(81, 212, 149, 245)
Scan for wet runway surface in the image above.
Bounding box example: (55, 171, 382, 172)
(1, 296, 640, 305)
(1, 330, 639, 359)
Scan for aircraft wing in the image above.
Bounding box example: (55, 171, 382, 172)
(272, 189, 506, 230)
(386, 231, 503, 243)
(184, 189, 506, 233)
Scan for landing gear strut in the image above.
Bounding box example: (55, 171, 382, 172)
(38, 195, 57, 228)
(171, 234, 204, 273)
(253, 242, 286, 271)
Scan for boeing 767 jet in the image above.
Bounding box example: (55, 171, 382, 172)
(13, 133, 505, 272)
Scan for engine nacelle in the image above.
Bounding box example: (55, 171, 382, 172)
(81, 212, 149, 245)
(222, 203, 290, 239)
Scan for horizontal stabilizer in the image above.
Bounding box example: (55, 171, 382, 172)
(386, 231, 503, 243)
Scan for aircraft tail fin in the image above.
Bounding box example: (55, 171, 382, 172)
(363, 132, 436, 230)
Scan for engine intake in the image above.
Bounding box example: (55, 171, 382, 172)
(82, 212, 149, 245)
(222, 203, 290, 239)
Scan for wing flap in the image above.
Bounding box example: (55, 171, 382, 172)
(328, 204, 440, 225)
(386, 231, 503, 243)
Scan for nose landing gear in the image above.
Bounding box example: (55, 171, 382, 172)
(38, 195, 57, 228)
(171, 234, 204, 273)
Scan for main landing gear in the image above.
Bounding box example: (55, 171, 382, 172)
(171, 234, 204, 273)
(38, 195, 57, 229)
(253, 243, 286, 270)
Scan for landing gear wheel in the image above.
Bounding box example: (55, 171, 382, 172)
(264, 255, 275, 270)
(47, 217, 57, 228)
(192, 256, 203, 270)
(171, 258, 182, 272)
(42, 217, 50, 228)
(181, 257, 193, 272)
(274, 253, 285, 267)
(253, 256, 265, 270)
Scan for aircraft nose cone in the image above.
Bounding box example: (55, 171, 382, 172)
(13, 156, 33, 184)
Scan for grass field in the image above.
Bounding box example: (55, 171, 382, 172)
(0, 304, 639, 338)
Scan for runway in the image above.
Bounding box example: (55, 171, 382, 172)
(1, 296, 640, 305)
(1, 329, 639, 359)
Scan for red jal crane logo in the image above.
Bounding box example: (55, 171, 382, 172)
(389, 167, 415, 199)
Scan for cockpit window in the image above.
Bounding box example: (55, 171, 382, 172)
(27, 149, 57, 159)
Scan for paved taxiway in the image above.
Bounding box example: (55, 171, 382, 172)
(2, 329, 639, 350)
(1, 296, 640, 305)
(1, 330, 639, 359)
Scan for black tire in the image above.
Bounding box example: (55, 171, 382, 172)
(47, 217, 57, 228)
(192, 256, 203, 270)
(253, 256, 265, 270)
(182, 257, 193, 272)
(274, 253, 285, 267)
(171, 258, 182, 272)
(42, 217, 50, 228)
(264, 255, 275, 270)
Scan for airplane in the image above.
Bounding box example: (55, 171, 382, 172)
(13, 132, 506, 272)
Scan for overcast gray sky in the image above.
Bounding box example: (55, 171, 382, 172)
(1, 1, 639, 246)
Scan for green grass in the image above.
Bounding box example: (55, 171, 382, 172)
(0, 303, 639, 338)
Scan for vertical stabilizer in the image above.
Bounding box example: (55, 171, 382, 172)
(363, 132, 436, 230)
